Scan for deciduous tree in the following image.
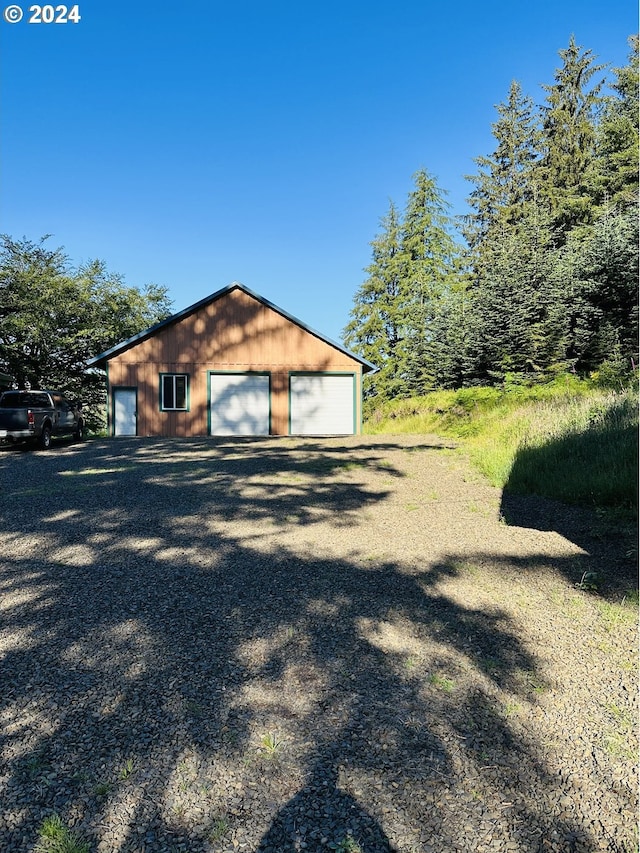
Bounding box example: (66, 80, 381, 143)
(0, 235, 173, 428)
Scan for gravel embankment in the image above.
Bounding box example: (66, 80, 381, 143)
(0, 435, 637, 853)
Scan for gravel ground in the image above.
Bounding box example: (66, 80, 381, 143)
(0, 435, 637, 853)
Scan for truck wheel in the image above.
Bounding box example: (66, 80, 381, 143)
(39, 425, 52, 450)
(74, 420, 84, 441)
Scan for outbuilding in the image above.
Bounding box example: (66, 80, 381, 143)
(87, 282, 377, 437)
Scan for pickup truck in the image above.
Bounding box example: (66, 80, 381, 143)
(0, 389, 84, 449)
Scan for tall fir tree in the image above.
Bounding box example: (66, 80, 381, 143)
(467, 210, 563, 381)
(347, 36, 637, 402)
(588, 35, 639, 209)
(541, 36, 638, 374)
(396, 169, 460, 396)
(344, 172, 460, 401)
(463, 80, 541, 259)
(343, 202, 406, 401)
(538, 35, 606, 241)
(462, 82, 558, 382)
(427, 275, 475, 388)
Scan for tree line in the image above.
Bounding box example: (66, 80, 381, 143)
(344, 36, 639, 404)
(0, 236, 173, 428)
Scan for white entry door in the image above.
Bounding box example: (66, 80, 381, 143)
(289, 374, 355, 435)
(209, 373, 270, 436)
(113, 388, 137, 436)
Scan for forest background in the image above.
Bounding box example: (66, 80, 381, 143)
(343, 36, 638, 408)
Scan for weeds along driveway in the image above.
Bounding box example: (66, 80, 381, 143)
(0, 436, 637, 853)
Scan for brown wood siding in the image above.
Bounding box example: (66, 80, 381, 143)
(107, 288, 363, 437)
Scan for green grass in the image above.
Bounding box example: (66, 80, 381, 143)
(602, 703, 637, 761)
(207, 816, 230, 842)
(36, 814, 90, 853)
(594, 593, 639, 632)
(334, 836, 363, 852)
(365, 377, 638, 514)
(428, 672, 455, 692)
(118, 758, 135, 780)
(93, 781, 111, 797)
(259, 731, 284, 757)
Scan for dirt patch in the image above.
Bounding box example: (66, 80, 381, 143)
(0, 435, 637, 852)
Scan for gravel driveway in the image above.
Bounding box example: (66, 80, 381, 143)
(0, 436, 637, 853)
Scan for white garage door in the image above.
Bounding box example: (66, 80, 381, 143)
(289, 374, 355, 435)
(209, 373, 270, 436)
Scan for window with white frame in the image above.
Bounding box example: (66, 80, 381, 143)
(161, 374, 189, 411)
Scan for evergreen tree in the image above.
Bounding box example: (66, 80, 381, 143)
(427, 275, 476, 388)
(538, 36, 606, 240)
(396, 169, 460, 395)
(348, 37, 637, 399)
(344, 172, 460, 401)
(463, 81, 541, 258)
(589, 35, 639, 209)
(547, 204, 639, 372)
(466, 208, 562, 381)
(538, 36, 638, 374)
(343, 202, 406, 401)
(462, 83, 557, 382)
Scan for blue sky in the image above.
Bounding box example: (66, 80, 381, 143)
(0, 1, 636, 344)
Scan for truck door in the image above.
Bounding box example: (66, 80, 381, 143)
(52, 393, 75, 433)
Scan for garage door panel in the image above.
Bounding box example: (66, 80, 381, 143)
(210, 374, 270, 436)
(289, 374, 355, 435)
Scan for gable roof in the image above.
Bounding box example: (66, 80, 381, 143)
(87, 282, 378, 373)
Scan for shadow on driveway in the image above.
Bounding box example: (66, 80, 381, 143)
(0, 437, 634, 852)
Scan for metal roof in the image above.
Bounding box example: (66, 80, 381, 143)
(87, 282, 378, 373)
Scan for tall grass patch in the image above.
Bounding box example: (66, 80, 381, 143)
(505, 392, 638, 510)
(365, 380, 638, 513)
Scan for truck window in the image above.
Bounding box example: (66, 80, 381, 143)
(0, 392, 51, 407)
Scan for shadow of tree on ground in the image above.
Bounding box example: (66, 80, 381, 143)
(500, 490, 637, 597)
(0, 437, 636, 852)
(499, 397, 637, 599)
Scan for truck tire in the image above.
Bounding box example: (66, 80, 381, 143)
(38, 424, 52, 450)
(74, 420, 84, 441)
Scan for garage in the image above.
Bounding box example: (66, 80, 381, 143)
(289, 373, 355, 435)
(209, 372, 270, 436)
(89, 283, 377, 437)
